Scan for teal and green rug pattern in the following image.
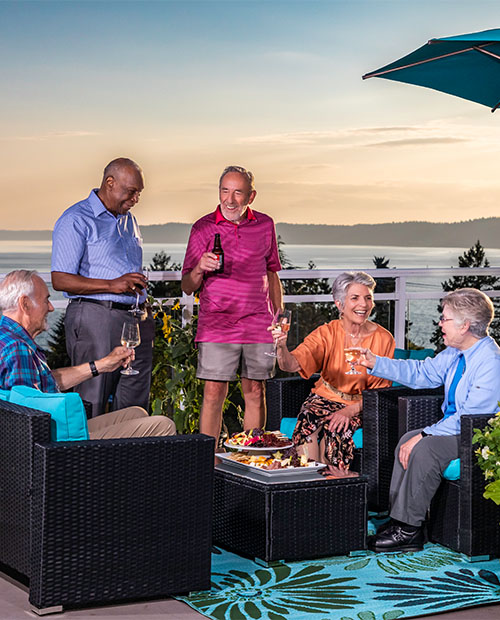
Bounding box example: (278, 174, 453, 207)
(179, 543, 500, 620)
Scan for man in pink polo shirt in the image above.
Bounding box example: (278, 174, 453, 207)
(182, 165, 283, 446)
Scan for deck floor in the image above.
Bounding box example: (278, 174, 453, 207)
(0, 570, 498, 619)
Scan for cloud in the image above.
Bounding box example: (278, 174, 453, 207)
(4, 131, 99, 142)
(239, 121, 500, 150)
(365, 137, 468, 147)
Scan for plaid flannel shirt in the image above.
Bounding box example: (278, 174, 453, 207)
(0, 315, 58, 392)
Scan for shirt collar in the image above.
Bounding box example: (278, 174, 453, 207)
(214, 205, 257, 225)
(88, 189, 125, 220)
(453, 336, 490, 362)
(0, 315, 39, 350)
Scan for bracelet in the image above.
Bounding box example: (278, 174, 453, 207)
(89, 361, 99, 377)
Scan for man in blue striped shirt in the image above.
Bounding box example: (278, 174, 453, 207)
(51, 158, 154, 418)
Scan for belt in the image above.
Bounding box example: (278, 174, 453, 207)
(71, 297, 146, 311)
(321, 378, 362, 401)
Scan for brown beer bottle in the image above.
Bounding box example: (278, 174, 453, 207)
(212, 233, 224, 274)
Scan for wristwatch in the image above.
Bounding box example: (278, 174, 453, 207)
(420, 430, 431, 438)
(89, 360, 99, 377)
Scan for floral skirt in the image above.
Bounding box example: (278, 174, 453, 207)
(291, 393, 362, 468)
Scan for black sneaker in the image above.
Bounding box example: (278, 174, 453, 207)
(368, 524, 424, 553)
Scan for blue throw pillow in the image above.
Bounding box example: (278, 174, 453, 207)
(9, 386, 89, 442)
(0, 388, 11, 402)
(443, 458, 460, 481)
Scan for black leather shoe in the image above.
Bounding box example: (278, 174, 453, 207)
(368, 524, 424, 553)
(375, 518, 395, 535)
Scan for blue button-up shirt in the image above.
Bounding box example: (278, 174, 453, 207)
(51, 189, 145, 304)
(0, 316, 58, 392)
(368, 336, 500, 436)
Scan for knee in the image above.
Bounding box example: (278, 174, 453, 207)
(243, 380, 265, 400)
(203, 381, 228, 403)
(159, 416, 177, 435)
(144, 415, 177, 436)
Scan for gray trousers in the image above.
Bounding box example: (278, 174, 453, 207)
(65, 300, 155, 418)
(389, 428, 460, 527)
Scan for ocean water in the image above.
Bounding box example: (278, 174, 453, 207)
(2, 240, 500, 348)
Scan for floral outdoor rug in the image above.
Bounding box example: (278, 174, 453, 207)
(178, 543, 500, 620)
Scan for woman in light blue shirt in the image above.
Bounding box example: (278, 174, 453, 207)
(360, 288, 500, 553)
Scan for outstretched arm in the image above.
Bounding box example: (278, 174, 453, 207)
(52, 347, 133, 391)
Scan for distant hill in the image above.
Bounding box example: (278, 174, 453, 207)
(2, 218, 500, 248)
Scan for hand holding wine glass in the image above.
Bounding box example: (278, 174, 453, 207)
(120, 320, 141, 376)
(344, 332, 362, 375)
(265, 309, 292, 358)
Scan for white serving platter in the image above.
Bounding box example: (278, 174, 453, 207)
(217, 452, 326, 477)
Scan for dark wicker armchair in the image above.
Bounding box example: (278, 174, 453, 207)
(0, 399, 215, 614)
(399, 394, 500, 559)
(266, 377, 443, 512)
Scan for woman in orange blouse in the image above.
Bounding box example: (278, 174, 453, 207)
(273, 271, 395, 476)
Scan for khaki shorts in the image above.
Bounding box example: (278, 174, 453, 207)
(196, 342, 276, 381)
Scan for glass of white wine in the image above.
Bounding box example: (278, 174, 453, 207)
(344, 332, 362, 375)
(265, 309, 292, 358)
(120, 320, 141, 376)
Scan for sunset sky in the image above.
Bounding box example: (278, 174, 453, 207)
(2, 0, 500, 229)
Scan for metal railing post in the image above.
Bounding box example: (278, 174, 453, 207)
(394, 276, 406, 349)
(182, 292, 194, 326)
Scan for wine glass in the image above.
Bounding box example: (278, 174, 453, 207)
(120, 320, 141, 375)
(265, 309, 292, 358)
(344, 332, 362, 375)
(129, 270, 147, 318)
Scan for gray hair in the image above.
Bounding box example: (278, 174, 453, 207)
(442, 288, 494, 338)
(219, 165, 255, 191)
(332, 271, 376, 307)
(102, 157, 142, 183)
(0, 270, 39, 312)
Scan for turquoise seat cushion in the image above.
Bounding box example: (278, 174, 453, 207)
(9, 386, 89, 442)
(443, 458, 460, 481)
(352, 428, 363, 449)
(393, 348, 435, 386)
(0, 388, 11, 402)
(394, 348, 409, 360)
(279, 417, 363, 449)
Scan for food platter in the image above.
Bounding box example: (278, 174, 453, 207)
(223, 440, 293, 453)
(217, 452, 326, 477)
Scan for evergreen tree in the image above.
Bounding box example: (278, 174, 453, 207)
(430, 240, 500, 352)
(46, 313, 70, 369)
(146, 251, 182, 298)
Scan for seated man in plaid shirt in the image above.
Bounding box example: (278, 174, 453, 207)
(0, 269, 175, 439)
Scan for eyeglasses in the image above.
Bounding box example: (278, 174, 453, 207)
(438, 315, 454, 324)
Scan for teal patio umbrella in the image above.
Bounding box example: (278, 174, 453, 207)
(363, 28, 500, 112)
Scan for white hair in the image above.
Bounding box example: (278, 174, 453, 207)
(442, 288, 494, 339)
(0, 270, 39, 312)
(332, 271, 376, 307)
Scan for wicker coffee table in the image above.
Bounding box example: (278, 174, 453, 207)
(213, 464, 367, 564)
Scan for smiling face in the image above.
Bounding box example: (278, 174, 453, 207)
(337, 282, 374, 329)
(439, 303, 469, 349)
(219, 171, 256, 223)
(26, 276, 54, 338)
(100, 165, 144, 216)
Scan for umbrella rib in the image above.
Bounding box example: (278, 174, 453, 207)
(363, 43, 494, 79)
(474, 46, 500, 61)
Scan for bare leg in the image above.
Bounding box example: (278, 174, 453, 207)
(200, 380, 229, 448)
(241, 378, 266, 430)
(325, 464, 359, 478)
(296, 429, 321, 461)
